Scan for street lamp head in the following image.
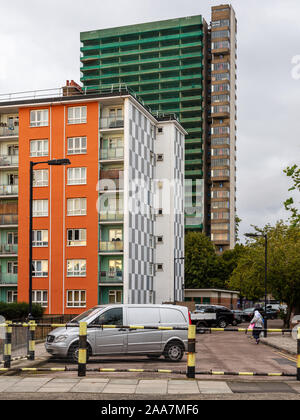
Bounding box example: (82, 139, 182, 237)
(47, 159, 71, 166)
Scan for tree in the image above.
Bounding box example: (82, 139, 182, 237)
(228, 221, 300, 327)
(284, 164, 300, 226)
(184, 232, 226, 289)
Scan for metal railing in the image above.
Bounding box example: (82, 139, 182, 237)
(0, 185, 18, 196)
(99, 211, 124, 222)
(0, 214, 18, 225)
(0, 244, 18, 255)
(100, 117, 124, 130)
(99, 271, 123, 284)
(0, 155, 19, 167)
(0, 127, 19, 137)
(99, 241, 123, 252)
(100, 147, 124, 160)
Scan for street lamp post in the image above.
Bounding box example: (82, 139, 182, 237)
(28, 158, 71, 320)
(245, 232, 268, 337)
(174, 256, 184, 303)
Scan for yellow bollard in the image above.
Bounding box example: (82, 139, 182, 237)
(187, 324, 196, 379)
(78, 321, 87, 377)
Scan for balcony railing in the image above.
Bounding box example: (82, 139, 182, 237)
(0, 185, 18, 196)
(100, 148, 124, 160)
(99, 211, 124, 222)
(99, 241, 123, 252)
(0, 125, 19, 138)
(0, 214, 18, 225)
(0, 244, 18, 255)
(0, 273, 18, 285)
(99, 271, 123, 284)
(0, 155, 19, 167)
(100, 117, 124, 130)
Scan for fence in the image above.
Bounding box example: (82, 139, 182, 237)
(0, 322, 299, 381)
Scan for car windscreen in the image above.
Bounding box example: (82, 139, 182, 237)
(69, 307, 104, 324)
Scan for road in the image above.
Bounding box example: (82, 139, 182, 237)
(38, 321, 297, 381)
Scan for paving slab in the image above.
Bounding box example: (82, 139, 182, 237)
(198, 381, 233, 394)
(168, 380, 199, 394)
(136, 380, 168, 394)
(102, 383, 138, 394)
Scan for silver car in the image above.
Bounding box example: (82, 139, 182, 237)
(45, 304, 189, 362)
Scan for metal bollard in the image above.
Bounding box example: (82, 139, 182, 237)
(297, 327, 300, 382)
(28, 321, 36, 360)
(4, 321, 12, 368)
(78, 321, 87, 377)
(187, 324, 196, 379)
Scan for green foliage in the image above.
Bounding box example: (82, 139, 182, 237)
(284, 164, 300, 226)
(0, 302, 45, 320)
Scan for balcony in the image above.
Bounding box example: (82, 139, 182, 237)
(0, 155, 19, 167)
(0, 123, 19, 138)
(0, 273, 18, 286)
(99, 170, 124, 192)
(0, 214, 18, 226)
(100, 117, 124, 130)
(0, 185, 18, 197)
(99, 241, 123, 253)
(99, 211, 124, 223)
(0, 244, 18, 256)
(100, 147, 124, 161)
(99, 271, 123, 284)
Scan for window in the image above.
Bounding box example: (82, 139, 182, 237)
(211, 126, 230, 135)
(211, 158, 230, 167)
(30, 139, 48, 157)
(67, 259, 86, 277)
(108, 291, 123, 305)
(149, 263, 154, 276)
(32, 290, 48, 307)
(211, 212, 230, 220)
(67, 290, 86, 307)
(212, 19, 230, 28)
(212, 83, 230, 93)
(7, 231, 18, 245)
(33, 200, 48, 217)
(67, 167, 86, 185)
(211, 233, 230, 241)
(108, 260, 122, 277)
(211, 223, 229, 231)
(67, 198, 87, 216)
(158, 127, 163, 134)
(7, 261, 18, 274)
(32, 230, 48, 247)
(94, 307, 123, 324)
(67, 229, 86, 246)
(156, 154, 164, 162)
(211, 94, 230, 103)
(212, 62, 230, 71)
(211, 137, 230, 146)
(211, 190, 230, 199)
(211, 30, 230, 39)
(67, 137, 87, 155)
(32, 260, 48, 277)
(212, 73, 230, 82)
(211, 148, 230, 157)
(212, 41, 230, 50)
(156, 263, 163, 271)
(211, 201, 229, 209)
(33, 169, 48, 187)
(68, 106, 87, 124)
(156, 236, 163, 244)
(211, 169, 230, 177)
(30, 110, 48, 127)
(212, 105, 230, 114)
(7, 290, 17, 303)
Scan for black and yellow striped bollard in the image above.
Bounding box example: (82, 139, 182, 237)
(297, 327, 300, 382)
(78, 321, 87, 377)
(28, 321, 36, 360)
(187, 324, 196, 379)
(4, 321, 12, 368)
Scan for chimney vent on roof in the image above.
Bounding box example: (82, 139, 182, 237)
(62, 80, 83, 96)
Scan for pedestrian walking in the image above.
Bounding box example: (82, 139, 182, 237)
(250, 306, 264, 344)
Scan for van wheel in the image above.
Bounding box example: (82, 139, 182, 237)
(68, 342, 91, 363)
(164, 342, 184, 362)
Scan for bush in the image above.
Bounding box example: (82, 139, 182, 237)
(0, 302, 45, 321)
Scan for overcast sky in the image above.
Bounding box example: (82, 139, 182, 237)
(0, 0, 299, 242)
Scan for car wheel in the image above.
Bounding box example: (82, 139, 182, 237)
(218, 318, 228, 328)
(68, 342, 91, 363)
(164, 341, 184, 362)
(196, 322, 207, 334)
(232, 319, 238, 326)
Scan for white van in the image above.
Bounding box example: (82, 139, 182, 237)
(45, 304, 190, 362)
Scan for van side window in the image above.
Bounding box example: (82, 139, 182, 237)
(92, 308, 123, 325)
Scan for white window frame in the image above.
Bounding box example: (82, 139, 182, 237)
(108, 290, 122, 304)
(7, 261, 18, 274)
(67, 136, 87, 155)
(67, 198, 87, 216)
(67, 290, 86, 307)
(30, 110, 49, 127)
(67, 106, 87, 124)
(33, 169, 48, 187)
(7, 290, 18, 303)
(32, 230, 48, 247)
(32, 260, 48, 277)
(7, 231, 18, 245)
(67, 259, 86, 277)
(67, 229, 87, 246)
(32, 290, 48, 307)
(30, 139, 48, 157)
(67, 167, 87, 185)
(33, 200, 48, 217)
